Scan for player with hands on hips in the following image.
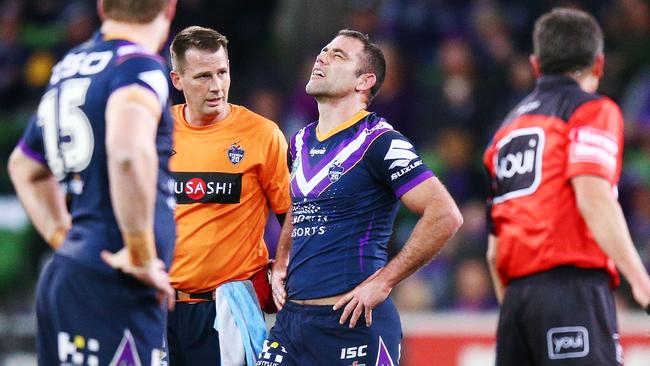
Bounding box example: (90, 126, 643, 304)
(263, 29, 462, 366)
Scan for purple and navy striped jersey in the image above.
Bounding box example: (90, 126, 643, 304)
(18, 31, 175, 273)
(286, 111, 433, 299)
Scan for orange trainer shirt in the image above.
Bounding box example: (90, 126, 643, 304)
(169, 103, 291, 293)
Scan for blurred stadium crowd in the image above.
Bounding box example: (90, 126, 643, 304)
(0, 0, 649, 355)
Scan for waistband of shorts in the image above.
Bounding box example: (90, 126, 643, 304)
(508, 265, 609, 286)
(283, 297, 393, 315)
(52, 252, 122, 279)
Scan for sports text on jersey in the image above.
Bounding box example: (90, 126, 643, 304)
(173, 172, 242, 204)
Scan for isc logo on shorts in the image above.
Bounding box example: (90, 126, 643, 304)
(546, 326, 590, 360)
(493, 127, 545, 203)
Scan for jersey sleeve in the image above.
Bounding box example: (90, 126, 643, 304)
(108, 55, 169, 109)
(366, 130, 434, 197)
(260, 127, 292, 214)
(483, 139, 498, 234)
(17, 114, 47, 165)
(565, 97, 623, 184)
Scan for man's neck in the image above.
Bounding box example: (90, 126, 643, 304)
(184, 104, 231, 127)
(565, 71, 599, 94)
(316, 96, 367, 136)
(101, 19, 162, 53)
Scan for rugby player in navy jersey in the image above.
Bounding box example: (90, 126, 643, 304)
(258, 30, 463, 366)
(484, 8, 650, 365)
(8, 0, 177, 364)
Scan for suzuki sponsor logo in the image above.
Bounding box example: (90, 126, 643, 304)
(173, 172, 242, 204)
(493, 127, 545, 203)
(547, 326, 589, 360)
(390, 160, 423, 181)
(384, 139, 418, 170)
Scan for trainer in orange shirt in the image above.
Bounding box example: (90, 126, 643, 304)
(167, 26, 290, 366)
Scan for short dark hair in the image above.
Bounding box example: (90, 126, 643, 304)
(170, 26, 229, 73)
(533, 8, 603, 75)
(337, 29, 386, 104)
(103, 0, 169, 23)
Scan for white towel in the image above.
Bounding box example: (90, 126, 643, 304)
(214, 280, 267, 366)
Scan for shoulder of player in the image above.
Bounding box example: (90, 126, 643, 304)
(367, 129, 408, 148)
(569, 95, 623, 124)
(289, 121, 317, 143)
(170, 104, 185, 123)
(114, 43, 166, 64)
(231, 104, 282, 131)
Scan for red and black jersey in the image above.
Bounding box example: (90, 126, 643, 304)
(483, 75, 623, 286)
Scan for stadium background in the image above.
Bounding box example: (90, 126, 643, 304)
(0, 0, 648, 364)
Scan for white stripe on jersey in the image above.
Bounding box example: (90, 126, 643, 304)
(138, 70, 169, 106)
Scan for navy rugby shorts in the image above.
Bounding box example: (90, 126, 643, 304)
(257, 298, 402, 366)
(36, 254, 167, 366)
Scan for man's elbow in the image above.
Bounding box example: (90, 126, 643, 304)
(7, 149, 20, 182)
(436, 202, 463, 238)
(8, 148, 31, 185)
(447, 205, 464, 234)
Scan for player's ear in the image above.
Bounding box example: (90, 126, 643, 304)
(170, 70, 183, 91)
(97, 0, 105, 20)
(356, 73, 376, 94)
(165, 0, 177, 21)
(529, 55, 541, 78)
(592, 53, 604, 78)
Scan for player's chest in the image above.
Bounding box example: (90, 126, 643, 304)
(170, 133, 259, 173)
(291, 137, 375, 199)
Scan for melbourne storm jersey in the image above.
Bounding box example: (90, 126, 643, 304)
(18, 32, 175, 272)
(286, 110, 433, 299)
(483, 75, 623, 286)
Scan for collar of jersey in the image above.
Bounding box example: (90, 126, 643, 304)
(316, 110, 370, 142)
(103, 32, 141, 44)
(178, 103, 237, 132)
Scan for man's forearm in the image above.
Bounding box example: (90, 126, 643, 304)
(577, 188, 649, 285)
(574, 176, 650, 306)
(381, 202, 462, 289)
(274, 210, 293, 267)
(487, 234, 505, 304)
(8, 149, 70, 248)
(106, 88, 161, 266)
(108, 145, 157, 233)
(107, 143, 157, 265)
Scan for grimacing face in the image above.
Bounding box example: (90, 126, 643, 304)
(171, 47, 230, 123)
(306, 35, 366, 100)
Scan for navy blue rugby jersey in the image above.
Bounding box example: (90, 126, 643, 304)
(286, 110, 433, 299)
(18, 32, 175, 272)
